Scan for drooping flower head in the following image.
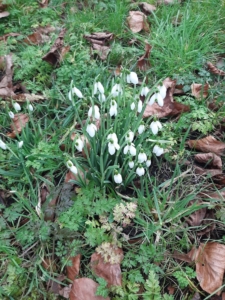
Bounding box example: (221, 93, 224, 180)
(127, 72, 138, 85)
(86, 123, 98, 137)
(88, 105, 100, 120)
(109, 100, 118, 117)
(150, 121, 162, 135)
(107, 133, 120, 155)
(114, 170, 123, 184)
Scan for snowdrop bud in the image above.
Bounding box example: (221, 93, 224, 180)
(136, 165, 145, 176)
(150, 121, 162, 135)
(75, 138, 84, 152)
(146, 160, 151, 167)
(72, 87, 83, 98)
(13, 102, 21, 111)
(128, 160, 134, 169)
(138, 150, 147, 163)
(18, 141, 23, 148)
(66, 160, 73, 169)
(0, 140, 7, 150)
(128, 72, 138, 85)
(28, 104, 34, 111)
(148, 93, 157, 106)
(126, 131, 134, 143)
(97, 82, 104, 94)
(141, 86, 150, 97)
(88, 105, 100, 120)
(8, 111, 15, 118)
(158, 84, 167, 99)
(93, 82, 98, 95)
(70, 165, 78, 175)
(130, 102, 135, 110)
(111, 84, 122, 97)
(114, 172, 123, 184)
(138, 124, 145, 134)
(86, 123, 97, 137)
(153, 145, 164, 156)
(137, 100, 143, 113)
(98, 93, 106, 102)
(156, 93, 164, 107)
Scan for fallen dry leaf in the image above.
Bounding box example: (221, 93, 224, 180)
(69, 278, 110, 300)
(137, 43, 151, 71)
(0, 32, 20, 42)
(187, 136, 225, 156)
(0, 54, 14, 98)
(188, 243, 225, 295)
(91, 247, 123, 287)
(7, 113, 29, 138)
(42, 257, 56, 271)
(42, 28, 68, 65)
(0, 11, 9, 18)
(39, 0, 49, 8)
(157, 0, 181, 4)
(194, 153, 222, 170)
(191, 83, 209, 99)
(139, 2, 157, 15)
(84, 32, 113, 61)
(59, 284, 72, 299)
(143, 77, 190, 118)
(66, 254, 81, 281)
(24, 26, 55, 45)
(211, 174, 225, 187)
(191, 292, 201, 300)
(127, 11, 149, 33)
(207, 62, 225, 76)
(193, 165, 222, 177)
(185, 200, 206, 227)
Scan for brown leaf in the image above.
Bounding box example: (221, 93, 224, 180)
(59, 284, 72, 298)
(69, 278, 110, 300)
(23, 26, 55, 45)
(66, 254, 81, 281)
(191, 83, 209, 99)
(187, 136, 225, 156)
(157, 0, 181, 4)
(186, 200, 206, 227)
(84, 32, 113, 61)
(191, 292, 201, 300)
(91, 246, 123, 287)
(0, 54, 14, 98)
(195, 153, 222, 170)
(207, 62, 225, 76)
(127, 11, 149, 33)
(7, 113, 29, 138)
(139, 2, 157, 15)
(39, 0, 49, 8)
(42, 28, 67, 66)
(172, 250, 193, 263)
(212, 174, 225, 187)
(191, 243, 225, 295)
(42, 257, 56, 271)
(143, 77, 189, 118)
(194, 165, 222, 177)
(137, 43, 152, 71)
(0, 11, 9, 18)
(0, 32, 21, 42)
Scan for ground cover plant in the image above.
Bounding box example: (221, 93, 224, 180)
(0, 0, 225, 299)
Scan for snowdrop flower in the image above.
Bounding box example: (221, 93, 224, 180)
(88, 105, 100, 120)
(156, 93, 164, 107)
(94, 82, 104, 95)
(140, 86, 150, 97)
(66, 160, 78, 175)
(8, 111, 15, 118)
(138, 150, 147, 163)
(130, 102, 135, 110)
(137, 100, 143, 113)
(127, 72, 138, 85)
(13, 102, 21, 111)
(146, 159, 151, 167)
(136, 165, 145, 176)
(153, 145, 164, 156)
(107, 133, 120, 155)
(148, 85, 167, 107)
(128, 160, 134, 169)
(86, 123, 97, 137)
(158, 84, 167, 100)
(111, 83, 122, 97)
(0, 140, 7, 150)
(18, 141, 23, 148)
(68, 86, 83, 100)
(124, 143, 136, 156)
(28, 104, 34, 112)
(98, 93, 106, 102)
(138, 124, 145, 134)
(75, 138, 84, 152)
(150, 121, 162, 135)
(148, 93, 157, 106)
(125, 131, 134, 143)
(109, 100, 118, 117)
(114, 171, 123, 184)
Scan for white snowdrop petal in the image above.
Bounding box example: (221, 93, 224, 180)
(108, 143, 116, 155)
(0, 140, 7, 150)
(138, 100, 143, 113)
(13, 102, 21, 111)
(130, 102, 135, 110)
(130, 145, 136, 156)
(129, 72, 138, 85)
(75, 139, 84, 152)
(98, 93, 106, 102)
(93, 82, 98, 95)
(150, 121, 158, 135)
(157, 93, 164, 107)
(149, 94, 157, 106)
(138, 152, 147, 163)
(126, 74, 131, 83)
(97, 82, 104, 94)
(72, 87, 83, 98)
(9, 111, 15, 118)
(28, 104, 34, 111)
(136, 167, 145, 176)
(114, 173, 123, 184)
(18, 141, 23, 148)
(146, 160, 151, 167)
(138, 124, 145, 134)
(70, 165, 78, 174)
(159, 85, 167, 99)
(129, 161, 134, 169)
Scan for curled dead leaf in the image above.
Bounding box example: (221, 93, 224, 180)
(127, 11, 149, 33)
(91, 246, 123, 287)
(0, 11, 9, 18)
(194, 153, 222, 170)
(69, 278, 110, 300)
(189, 243, 225, 295)
(137, 43, 152, 71)
(7, 113, 29, 138)
(191, 83, 209, 99)
(139, 2, 156, 15)
(187, 136, 225, 156)
(186, 200, 206, 227)
(207, 62, 225, 76)
(194, 165, 222, 177)
(66, 254, 81, 281)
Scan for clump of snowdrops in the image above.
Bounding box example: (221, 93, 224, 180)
(66, 71, 169, 189)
